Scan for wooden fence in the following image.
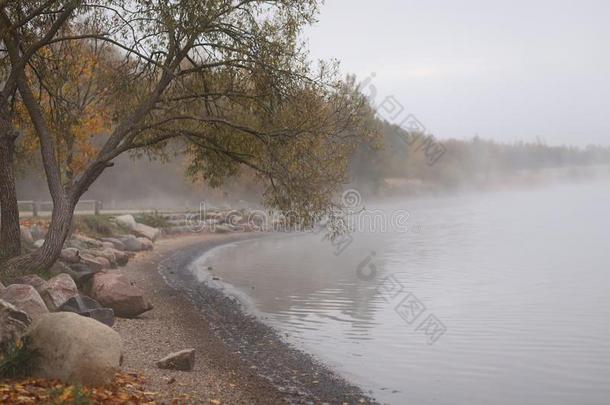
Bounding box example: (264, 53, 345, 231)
(17, 200, 103, 217)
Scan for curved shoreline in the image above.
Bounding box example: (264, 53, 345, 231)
(115, 232, 377, 404)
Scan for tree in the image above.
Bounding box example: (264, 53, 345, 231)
(0, 0, 369, 280)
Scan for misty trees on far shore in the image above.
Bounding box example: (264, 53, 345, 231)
(0, 0, 370, 280)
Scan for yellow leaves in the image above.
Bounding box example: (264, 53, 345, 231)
(0, 372, 158, 404)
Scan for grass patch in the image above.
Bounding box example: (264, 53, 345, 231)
(72, 215, 129, 238)
(0, 339, 37, 379)
(134, 212, 170, 229)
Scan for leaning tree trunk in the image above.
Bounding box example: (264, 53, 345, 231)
(1, 197, 75, 282)
(0, 117, 21, 259)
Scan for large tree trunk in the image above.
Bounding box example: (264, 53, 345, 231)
(1, 198, 74, 282)
(0, 116, 21, 259)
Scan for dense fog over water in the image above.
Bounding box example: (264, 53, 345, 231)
(194, 178, 610, 405)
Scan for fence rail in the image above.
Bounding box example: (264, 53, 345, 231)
(17, 200, 103, 217)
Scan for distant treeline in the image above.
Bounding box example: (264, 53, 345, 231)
(350, 119, 610, 195)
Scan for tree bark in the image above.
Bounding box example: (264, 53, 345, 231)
(2, 198, 74, 282)
(0, 116, 21, 259)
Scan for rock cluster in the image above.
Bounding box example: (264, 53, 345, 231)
(0, 214, 162, 386)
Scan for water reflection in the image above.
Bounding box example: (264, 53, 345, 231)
(192, 180, 610, 405)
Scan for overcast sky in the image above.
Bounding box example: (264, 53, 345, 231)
(303, 0, 610, 146)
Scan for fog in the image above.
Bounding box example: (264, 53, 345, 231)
(305, 0, 610, 146)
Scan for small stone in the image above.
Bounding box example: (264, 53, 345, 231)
(33, 239, 45, 248)
(156, 349, 195, 371)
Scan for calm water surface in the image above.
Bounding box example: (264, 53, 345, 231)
(192, 180, 610, 405)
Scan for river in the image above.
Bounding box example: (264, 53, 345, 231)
(192, 179, 610, 405)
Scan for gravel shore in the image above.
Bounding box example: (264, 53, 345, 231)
(114, 233, 377, 404)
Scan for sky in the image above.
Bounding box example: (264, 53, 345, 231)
(303, 0, 610, 146)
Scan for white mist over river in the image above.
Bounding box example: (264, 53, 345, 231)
(193, 179, 610, 405)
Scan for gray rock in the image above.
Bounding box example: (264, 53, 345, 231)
(120, 235, 142, 252)
(115, 214, 137, 230)
(108, 249, 129, 266)
(58, 295, 115, 327)
(14, 274, 48, 294)
(40, 273, 78, 311)
(100, 238, 126, 251)
(60, 248, 81, 264)
(28, 312, 122, 386)
(0, 284, 49, 321)
(133, 223, 160, 241)
(67, 263, 101, 285)
(137, 237, 154, 251)
(214, 224, 233, 234)
(71, 233, 104, 248)
(33, 239, 45, 248)
(81, 255, 106, 272)
(0, 299, 31, 354)
(156, 349, 196, 371)
(82, 249, 117, 268)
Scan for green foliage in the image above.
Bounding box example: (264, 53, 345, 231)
(134, 212, 170, 229)
(72, 215, 127, 238)
(0, 339, 37, 379)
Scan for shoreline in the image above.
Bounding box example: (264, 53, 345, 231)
(115, 232, 376, 404)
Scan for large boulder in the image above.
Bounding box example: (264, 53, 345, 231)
(0, 284, 49, 321)
(156, 349, 196, 371)
(119, 235, 142, 252)
(115, 214, 137, 230)
(88, 272, 153, 318)
(0, 299, 31, 354)
(133, 223, 160, 242)
(58, 295, 115, 327)
(40, 273, 78, 311)
(14, 274, 48, 294)
(28, 312, 122, 386)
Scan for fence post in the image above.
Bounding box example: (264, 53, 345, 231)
(94, 201, 101, 215)
(32, 201, 39, 217)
